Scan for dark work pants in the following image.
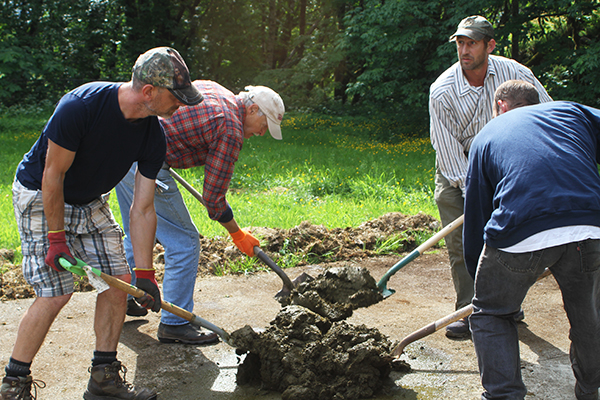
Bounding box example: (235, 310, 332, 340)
(471, 241, 600, 399)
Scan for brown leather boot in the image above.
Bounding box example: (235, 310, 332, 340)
(83, 361, 157, 400)
(0, 375, 45, 400)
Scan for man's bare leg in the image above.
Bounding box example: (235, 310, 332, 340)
(11, 294, 72, 363)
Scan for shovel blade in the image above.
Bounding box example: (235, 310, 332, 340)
(274, 272, 314, 299)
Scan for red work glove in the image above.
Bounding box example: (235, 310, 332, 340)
(230, 229, 260, 257)
(134, 268, 162, 312)
(45, 230, 76, 272)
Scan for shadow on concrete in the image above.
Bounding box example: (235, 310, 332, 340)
(518, 322, 574, 399)
(118, 319, 284, 400)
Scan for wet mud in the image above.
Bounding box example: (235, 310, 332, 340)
(230, 266, 408, 399)
(231, 305, 395, 400)
(281, 265, 384, 321)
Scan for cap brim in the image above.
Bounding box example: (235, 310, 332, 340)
(449, 29, 485, 42)
(266, 118, 282, 140)
(169, 86, 203, 106)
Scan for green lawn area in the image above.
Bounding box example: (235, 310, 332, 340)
(0, 108, 437, 259)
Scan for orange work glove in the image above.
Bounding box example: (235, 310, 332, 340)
(230, 229, 260, 257)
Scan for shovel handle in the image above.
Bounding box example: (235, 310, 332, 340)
(171, 168, 298, 296)
(169, 168, 207, 207)
(97, 272, 230, 343)
(391, 267, 553, 358)
(377, 214, 464, 296)
(391, 304, 473, 357)
(254, 246, 295, 292)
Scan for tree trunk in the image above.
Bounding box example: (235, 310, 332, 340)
(266, 0, 278, 69)
(511, 0, 520, 61)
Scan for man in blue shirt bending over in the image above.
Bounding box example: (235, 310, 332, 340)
(464, 80, 600, 400)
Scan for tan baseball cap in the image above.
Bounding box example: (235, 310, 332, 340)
(245, 86, 285, 140)
(449, 15, 494, 42)
(132, 47, 203, 106)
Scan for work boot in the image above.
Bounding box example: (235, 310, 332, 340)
(575, 382, 599, 400)
(126, 298, 148, 317)
(0, 375, 45, 400)
(157, 322, 219, 345)
(83, 361, 157, 400)
(445, 317, 470, 339)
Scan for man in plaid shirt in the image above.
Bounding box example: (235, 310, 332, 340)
(115, 81, 285, 344)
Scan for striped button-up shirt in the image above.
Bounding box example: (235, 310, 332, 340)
(160, 80, 245, 221)
(429, 55, 552, 194)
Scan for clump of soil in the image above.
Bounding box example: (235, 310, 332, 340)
(231, 305, 395, 400)
(230, 266, 399, 399)
(282, 266, 384, 321)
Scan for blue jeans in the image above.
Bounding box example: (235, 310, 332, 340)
(471, 241, 600, 399)
(115, 163, 200, 325)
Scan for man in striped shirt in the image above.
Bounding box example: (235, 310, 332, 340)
(429, 15, 552, 339)
(115, 81, 285, 344)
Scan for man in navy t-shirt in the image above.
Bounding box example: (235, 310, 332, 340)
(1, 47, 202, 400)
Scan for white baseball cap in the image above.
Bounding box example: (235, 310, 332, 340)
(245, 86, 285, 140)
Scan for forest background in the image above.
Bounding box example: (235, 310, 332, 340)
(1, 0, 599, 126)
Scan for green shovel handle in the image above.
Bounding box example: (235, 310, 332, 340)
(59, 256, 231, 343)
(59, 257, 101, 276)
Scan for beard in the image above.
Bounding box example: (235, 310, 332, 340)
(144, 102, 179, 119)
(460, 53, 486, 71)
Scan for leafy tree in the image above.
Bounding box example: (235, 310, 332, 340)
(340, 0, 600, 114)
(1, 0, 599, 118)
(0, 1, 130, 105)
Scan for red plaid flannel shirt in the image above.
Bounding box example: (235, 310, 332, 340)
(160, 80, 245, 221)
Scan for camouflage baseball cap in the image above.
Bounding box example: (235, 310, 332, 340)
(449, 15, 494, 42)
(132, 47, 203, 105)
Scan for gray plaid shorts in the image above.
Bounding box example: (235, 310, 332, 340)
(12, 179, 129, 297)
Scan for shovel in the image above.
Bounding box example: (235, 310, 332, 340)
(168, 167, 313, 299)
(253, 245, 313, 299)
(59, 257, 231, 344)
(390, 267, 553, 358)
(377, 214, 464, 298)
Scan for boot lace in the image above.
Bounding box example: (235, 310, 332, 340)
(113, 363, 135, 390)
(86, 362, 136, 392)
(16, 378, 46, 400)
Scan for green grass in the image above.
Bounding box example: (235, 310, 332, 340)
(0, 104, 53, 255)
(0, 108, 438, 257)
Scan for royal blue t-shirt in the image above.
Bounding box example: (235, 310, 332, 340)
(16, 82, 166, 204)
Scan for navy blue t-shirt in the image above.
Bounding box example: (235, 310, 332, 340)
(16, 82, 166, 204)
(463, 101, 600, 277)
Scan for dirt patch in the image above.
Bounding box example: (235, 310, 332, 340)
(251, 212, 439, 266)
(0, 212, 439, 301)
